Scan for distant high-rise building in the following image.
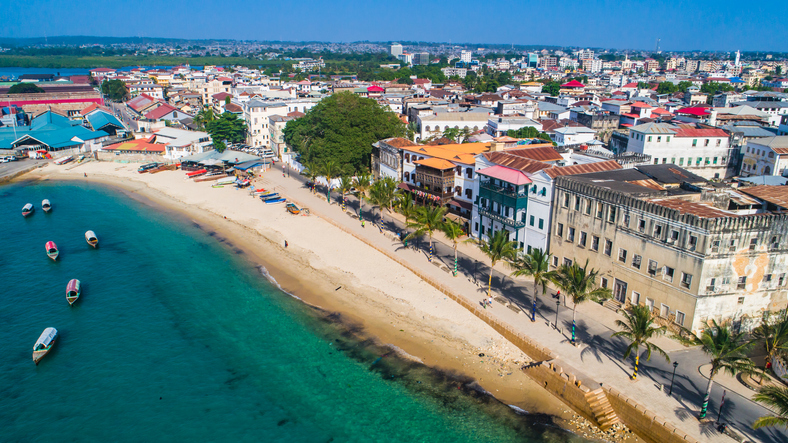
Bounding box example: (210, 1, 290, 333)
(577, 49, 594, 61)
(390, 43, 403, 58)
(735, 50, 741, 67)
(413, 52, 430, 66)
(527, 53, 539, 68)
(460, 50, 472, 63)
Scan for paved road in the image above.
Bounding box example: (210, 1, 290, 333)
(0, 159, 48, 182)
(283, 165, 787, 443)
(108, 101, 138, 132)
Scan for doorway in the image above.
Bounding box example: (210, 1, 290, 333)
(614, 279, 628, 303)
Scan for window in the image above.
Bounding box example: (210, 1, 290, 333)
(563, 193, 570, 208)
(692, 139, 697, 147)
(552, 256, 559, 267)
(737, 276, 747, 290)
(738, 297, 745, 305)
(771, 236, 780, 249)
(713, 157, 718, 164)
(654, 224, 663, 238)
(711, 240, 720, 253)
(667, 136, 671, 142)
(669, 230, 679, 243)
(749, 238, 758, 251)
(564, 258, 573, 267)
(638, 219, 646, 232)
(646, 298, 655, 311)
(679, 158, 684, 165)
(596, 202, 604, 219)
(648, 136, 652, 142)
(660, 304, 670, 318)
(681, 273, 692, 289)
(632, 254, 642, 269)
(579, 231, 587, 247)
(607, 206, 616, 223)
(601, 277, 609, 289)
(765, 274, 773, 283)
(591, 236, 600, 252)
(574, 196, 581, 211)
(675, 311, 686, 326)
(657, 136, 662, 142)
(623, 214, 630, 227)
(604, 239, 612, 256)
(779, 274, 786, 286)
(556, 223, 564, 237)
(631, 291, 641, 305)
(688, 235, 698, 251)
(568, 227, 575, 242)
(663, 266, 675, 282)
(584, 199, 592, 215)
(648, 260, 658, 276)
(529, 215, 535, 226)
(707, 278, 717, 292)
(729, 239, 737, 252)
(704, 139, 710, 147)
(538, 219, 544, 230)
(716, 139, 721, 147)
(474, 222, 479, 232)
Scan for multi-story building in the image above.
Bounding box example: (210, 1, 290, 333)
(460, 50, 473, 63)
(390, 43, 403, 58)
(269, 114, 295, 161)
(551, 168, 788, 334)
(416, 112, 490, 141)
(740, 136, 788, 177)
(541, 56, 558, 69)
(243, 100, 287, 147)
(413, 52, 431, 66)
(626, 122, 734, 179)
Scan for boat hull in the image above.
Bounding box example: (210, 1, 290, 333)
(66, 279, 81, 305)
(85, 231, 98, 248)
(33, 345, 54, 364)
(47, 252, 59, 261)
(43, 207, 51, 213)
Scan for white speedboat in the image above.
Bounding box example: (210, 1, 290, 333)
(33, 328, 58, 364)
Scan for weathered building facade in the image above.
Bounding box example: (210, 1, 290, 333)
(550, 174, 788, 334)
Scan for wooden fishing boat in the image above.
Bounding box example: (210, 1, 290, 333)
(259, 192, 279, 199)
(149, 164, 178, 174)
(217, 176, 238, 186)
(194, 172, 225, 182)
(33, 327, 58, 365)
(66, 279, 81, 305)
(85, 230, 98, 248)
(138, 162, 161, 173)
(235, 179, 251, 188)
(265, 198, 287, 205)
(22, 203, 34, 217)
(45, 241, 59, 260)
(286, 203, 301, 215)
(42, 199, 52, 213)
(54, 156, 73, 165)
(186, 169, 208, 179)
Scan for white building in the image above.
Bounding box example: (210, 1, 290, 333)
(486, 116, 542, 137)
(627, 122, 733, 179)
(416, 112, 490, 141)
(741, 136, 788, 177)
(390, 43, 403, 58)
(152, 127, 213, 159)
(243, 100, 288, 147)
(460, 50, 472, 63)
(552, 126, 596, 146)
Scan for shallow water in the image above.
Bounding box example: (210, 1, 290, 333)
(0, 181, 588, 442)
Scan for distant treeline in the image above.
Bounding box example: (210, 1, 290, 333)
(0, 55, 280, 69)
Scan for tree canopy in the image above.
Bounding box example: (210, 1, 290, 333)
(507, 126, 552, 142)
(284, 92, 405, 174)
(100, 79, 129, 101)
(8, 82, 45, 94)
(206, 112, 247, 152)
(541, 81, 560, 96)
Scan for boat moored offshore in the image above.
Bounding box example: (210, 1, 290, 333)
(66, 279, 81, 305)
(46, 241, 59, 260)
(33, 327, 58, 364)
(85, 230, 98, 248)
(22, 203, 34, 217)
(42, 199, 52, 212)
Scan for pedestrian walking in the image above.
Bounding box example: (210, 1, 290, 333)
(285, 240, 288, 248)
(362, 220, 365, 228)
(488, 296, 493, 307)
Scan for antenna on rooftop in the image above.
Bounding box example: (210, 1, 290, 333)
(655, 38, 661, 54)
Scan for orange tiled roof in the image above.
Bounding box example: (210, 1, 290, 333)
(414, 157, 456, 170)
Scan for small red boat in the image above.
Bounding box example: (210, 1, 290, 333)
(66, 279, 81, 305)
(186, 169, 208, 178)
(45, 241, 59, 261)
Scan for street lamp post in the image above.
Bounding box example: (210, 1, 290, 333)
(555, 299, 560, 329)
(668, 361, 679, 396)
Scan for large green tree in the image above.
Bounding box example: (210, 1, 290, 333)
(507, 126, 552, 142)
(541, 81, 560, 96)
(8, 82, 45, 94)
(205, 112, 247, 152)
(100, 79, 129, 101)
(284, 92, 405, 174)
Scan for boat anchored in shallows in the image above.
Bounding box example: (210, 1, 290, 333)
(66, 279, 81, 305)
(22, 203, 34, 217)
(33, 327, 58, 365)
(85, 231, 98, 248)
(45, 241, 59, 260)
(42, 199, 52, 213)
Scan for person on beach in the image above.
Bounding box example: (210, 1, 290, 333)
(285, 240, 288, 248)
(84, 173, 87, 177)
(362, 220, 365, 228)
(488, 296, 493, 307)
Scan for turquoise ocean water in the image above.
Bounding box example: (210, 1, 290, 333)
(0, 181, 588, 443)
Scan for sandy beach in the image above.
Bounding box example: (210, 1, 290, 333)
(22, 161, 582, 424)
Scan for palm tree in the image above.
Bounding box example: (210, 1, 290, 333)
(352, 172, 372, 223)
(509, 248, 554, 322)
(405, 205, 447, 262)
(321, 159, 339, 203)
(695, 320, 755, 419)
(194, 106, 215, 130)
(395, 192, 416, 246)
(300, 159, 321, 194)
(441, 220, 464, 276)
(552, 260, 612, 344)
(337, 175, 353, 212)
(753, 386, 788, 429)
(612, 305, 670, 380)
(751, 316, 788, 383)
(472, 229, 517, 299)
(368, 177, 399, 224)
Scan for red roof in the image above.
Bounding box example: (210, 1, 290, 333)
(620, 113, 640, 119)
(413, 78, 431, 85)
(367, 85, 385, 92)
(561, 80, 585, 88)
(677, 107, 711, 116)
(629, 101, 653, 108)
(622, 82, 639, 88)
(145, 104, 180, 120)
(477, 165, 532, 185)
(212, 92, 232, 101)
(650, 108, 672, 115)
(673, 128, 728, 138)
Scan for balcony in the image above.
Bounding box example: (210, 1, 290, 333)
(478, 207, 526, 228)
(478, 180, 529, 211)
(479, 181, 527, 198)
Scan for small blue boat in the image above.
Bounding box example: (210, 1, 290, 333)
(264, 198, 287, 205)
(259, 193, 279, 199)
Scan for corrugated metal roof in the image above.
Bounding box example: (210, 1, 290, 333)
(739, 185, 788, 209)
(503, 146, 563, 162)
(483, 151, 551, 173)
(646, 198, 737, 218)
(542, 160, 622, 179)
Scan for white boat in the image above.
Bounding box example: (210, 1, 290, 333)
(33, 327, 58, 364)
(22, 203, 34, 217)
(54, 156, 73, 165)
(42, 199, 52, 213)
(85, 230, 98, 248)
(217, 177, 237, 185)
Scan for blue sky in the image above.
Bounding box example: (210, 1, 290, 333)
(2, 0, 785, 52)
